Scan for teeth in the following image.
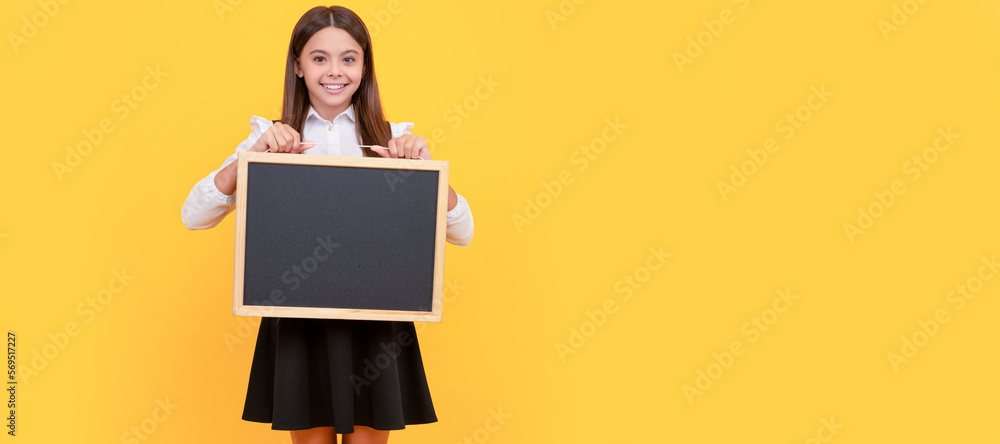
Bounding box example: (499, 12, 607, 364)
(324, 84, 345, 90)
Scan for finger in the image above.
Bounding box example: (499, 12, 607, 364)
(278, 124, 296, 153)
(252, 135, 268, 152)
(401, 135, 416, 158)
(371, 145, 389, 157)
(392, 135, 405, 158)
(263, 132, 279, 153)
(387, 138, 399, 158)
(297, 140, 316, 153)
(409, 137, 423, 159)
(284, 126, 298, 152)
(254, 125, 277, 152)
(414, 137, 430, 160)
(271, 124, 288, 152)
(290, 129, 302, 153)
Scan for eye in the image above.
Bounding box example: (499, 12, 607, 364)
(343, 56, 355, 63)
(313, 56, 326, 62)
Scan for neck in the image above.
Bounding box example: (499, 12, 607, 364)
(314, 102, 350, 122)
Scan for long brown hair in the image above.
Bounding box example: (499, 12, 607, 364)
(280, 5, 391, 157)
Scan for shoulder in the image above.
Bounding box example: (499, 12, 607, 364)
(249, 115, 274, 135)
(228, 115, 275, 154)
(389, 121, 414, 139)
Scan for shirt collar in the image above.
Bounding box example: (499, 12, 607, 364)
(306, 104, 356, 124)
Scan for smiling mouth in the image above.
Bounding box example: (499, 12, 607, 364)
(323, 84, 347, 90)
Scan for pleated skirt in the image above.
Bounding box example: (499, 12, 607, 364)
(241, 317, 437, 433)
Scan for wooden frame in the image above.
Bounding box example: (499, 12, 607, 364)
(232, 150, 449, 322)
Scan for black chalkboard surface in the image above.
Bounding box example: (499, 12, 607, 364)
(232, 151, 449, 322)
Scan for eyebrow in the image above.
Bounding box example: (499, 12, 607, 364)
(309, 49, 360, 56)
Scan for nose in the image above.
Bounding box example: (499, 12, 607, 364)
(326, 62, 342, 77)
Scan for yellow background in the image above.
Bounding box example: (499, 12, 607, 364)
(2, 0, 999, 442)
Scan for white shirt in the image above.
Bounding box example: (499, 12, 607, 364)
(181, 104, 474, 246)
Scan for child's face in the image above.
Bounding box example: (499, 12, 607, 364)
(294, 26, 364, 120)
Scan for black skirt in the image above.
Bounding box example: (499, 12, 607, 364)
(241, 317, 437, 433)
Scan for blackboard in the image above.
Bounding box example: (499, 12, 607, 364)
(232, 151, 449, 322)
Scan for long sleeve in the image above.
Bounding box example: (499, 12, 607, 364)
(182, 112, 474, 247)
(389, 120, 474, 247)
(445, 193, 474, 247)
(180, 168, 237, 230)
(181, 116, 273, 230)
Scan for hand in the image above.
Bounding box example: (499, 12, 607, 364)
(249, 122, 315, 154)
(371, 134, 430, 160)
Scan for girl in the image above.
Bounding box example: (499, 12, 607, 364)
(181, 6, 474, 444)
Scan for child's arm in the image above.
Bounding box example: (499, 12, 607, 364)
(380, 124, 475, 247)
(212, 122, 312, 195)
(181, 118, 311, 230)
(445, 191, 473, 247)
